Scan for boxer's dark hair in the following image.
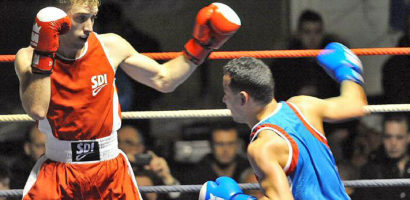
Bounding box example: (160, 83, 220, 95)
(223, 57, 274, 105)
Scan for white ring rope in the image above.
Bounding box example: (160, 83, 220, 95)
(0, 104, 409, 123)
(363, 104, 410, 113)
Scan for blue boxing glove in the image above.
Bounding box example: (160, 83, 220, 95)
(317, 42, 364, 85)
(198, 176, 256, 200)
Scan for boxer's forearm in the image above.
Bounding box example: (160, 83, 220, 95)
(15, 48, 51, 120)
(338, 81, 368, 115)
(160, 55, 198, 91)
(20, 73, 51, 120)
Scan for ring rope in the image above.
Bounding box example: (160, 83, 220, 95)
(0, 55, 15, 63)
(139, 179, 410, 192)
(0, 104, 409, 123)
(0, 179, 409, 197)
(1, 47, 410, 62)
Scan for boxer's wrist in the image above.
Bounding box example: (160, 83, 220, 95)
(31, 50, 55, 75)
(183, 39, 211, 65)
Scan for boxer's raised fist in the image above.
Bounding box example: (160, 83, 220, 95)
(31, 7, 71, 74)
(184, 3, 241, 65)
(317, 42, 364, 85)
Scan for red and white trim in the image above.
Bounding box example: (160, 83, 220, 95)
(251, 124, 299, 175)
(286, 102, 329, 148)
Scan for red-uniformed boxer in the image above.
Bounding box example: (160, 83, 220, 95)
(14, 0, 241, 199)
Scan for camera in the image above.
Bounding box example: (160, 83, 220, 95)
(132, 153, 153, 167)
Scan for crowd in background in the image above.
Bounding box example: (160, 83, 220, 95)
(0, 1, 409, 200)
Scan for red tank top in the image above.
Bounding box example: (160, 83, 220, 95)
(38, 32, 121, 140)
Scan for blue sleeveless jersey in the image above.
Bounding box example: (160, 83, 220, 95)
(250, 102, 350, 200)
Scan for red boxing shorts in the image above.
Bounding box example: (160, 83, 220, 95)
(22, 133, 142, 200)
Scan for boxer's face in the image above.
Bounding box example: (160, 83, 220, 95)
(222, 75, 244, 123)
(61, 3, 98, 49)
(383, 120, 409, 159)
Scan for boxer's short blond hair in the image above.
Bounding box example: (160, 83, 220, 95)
(54, 0, 100, 11)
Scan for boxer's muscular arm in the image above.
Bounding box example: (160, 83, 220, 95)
(288, 43, 368, 130)
(16, 7, 70, 120)
(248, 131, 294, 200)
(289, 82, 367, 132)
(121, 53, 196, 93)
(102, 3, 240, 93)
(308, 81, 367, 120)
(15, 47, 51, 120)
(101, 33, 196, 93)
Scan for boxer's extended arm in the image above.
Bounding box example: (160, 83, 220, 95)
(102, 33, 196, 93)
(109, 3, 240, 93)
(121, 48, 197, 93)
(248, 131, 294, 200)
(15, 47, 51, 120)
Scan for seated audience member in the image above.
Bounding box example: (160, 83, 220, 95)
(355, 114, 410, 200)
(118, 125, 180, 199)
(9, 126, 46, 189)
(180, 123, 250, 199)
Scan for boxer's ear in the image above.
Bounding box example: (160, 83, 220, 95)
(239, 91, 248, 105)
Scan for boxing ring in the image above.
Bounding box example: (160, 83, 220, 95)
(0, 48, 410, 197)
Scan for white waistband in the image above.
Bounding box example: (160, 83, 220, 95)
(45, 132, 119, 163)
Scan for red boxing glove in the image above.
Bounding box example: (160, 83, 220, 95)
(184, 3, 241, 65)
(30, 7, 71, 74)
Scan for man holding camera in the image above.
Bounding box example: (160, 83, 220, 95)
(118, 125, 181, 199)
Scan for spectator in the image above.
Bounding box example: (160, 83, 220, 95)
(270, 9, 343, 101)
(9, 126, 46, 189)
(118, 125, 180, 199)
(193, 124, 249, 181)
(382, 13, 410, 104)
(118, 125, 146, 158)
(180, 123, 250, 199)
(0, 162, 10, 200)
(355, 114, 410, 200)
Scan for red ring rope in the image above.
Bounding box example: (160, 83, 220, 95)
(1, 47, 409, 62)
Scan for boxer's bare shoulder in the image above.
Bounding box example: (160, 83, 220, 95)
(98, 33, 137, 69)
